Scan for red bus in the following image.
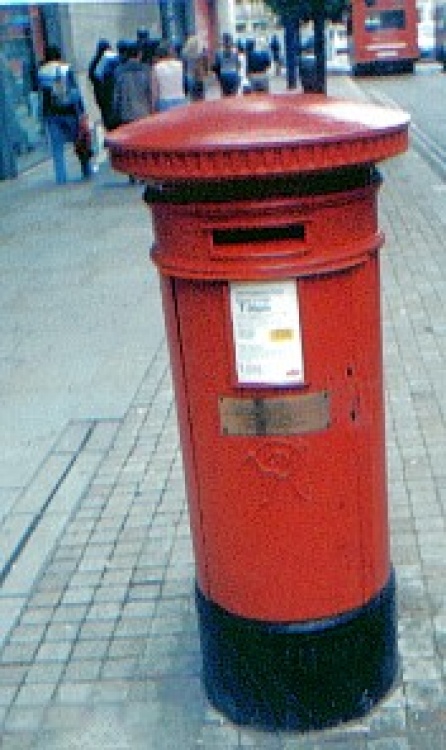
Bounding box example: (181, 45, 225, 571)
(347, 0, 418, 75)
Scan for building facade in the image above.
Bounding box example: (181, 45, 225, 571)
(0, 5, 45, 177)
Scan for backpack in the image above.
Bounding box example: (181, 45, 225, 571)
(49, 66, 79, 114)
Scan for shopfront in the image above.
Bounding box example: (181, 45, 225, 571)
(0, 5, 47, 178)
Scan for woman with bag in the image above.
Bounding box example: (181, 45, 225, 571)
(38, 45, 92, 184)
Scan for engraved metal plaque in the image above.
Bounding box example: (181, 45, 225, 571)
(219, 391, 331, 437)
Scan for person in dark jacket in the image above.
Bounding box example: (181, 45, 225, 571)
(88, 39, 110, 92)
(88, 38, 118, 130)
(246, 39, 271, 93)
(112, 41, 152, 183)
(113, 41, 151, 126)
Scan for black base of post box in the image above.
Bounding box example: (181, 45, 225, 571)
(196, 571, 397, 731)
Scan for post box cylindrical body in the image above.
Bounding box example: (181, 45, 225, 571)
(106, 95, 409, 731)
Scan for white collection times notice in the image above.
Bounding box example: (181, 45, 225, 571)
(229, 280, 305, 387)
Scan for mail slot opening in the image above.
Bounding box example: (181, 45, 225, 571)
(213, 224, 305, 246)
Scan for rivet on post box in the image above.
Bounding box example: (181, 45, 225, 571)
(106, 94, 410, 731)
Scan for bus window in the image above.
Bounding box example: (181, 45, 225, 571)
(365, 14, 380, 31)
(365, 10, 406, 32)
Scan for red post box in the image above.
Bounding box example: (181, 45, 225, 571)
(106, 94, 409, 731)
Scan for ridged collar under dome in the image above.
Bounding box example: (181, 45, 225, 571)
(106, 92, 410, 183)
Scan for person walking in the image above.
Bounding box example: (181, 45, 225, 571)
(38, 45, 91, 184)
(212, 33, 240, 97)
(182, 35, 208, 102)
(246, 38, 272, 93)
(112, 41, 152, 127)
(270, 34, 282, 76)
(112, 41, 152, 184)
(151, 41, 187, 113)
(88, 38, 119, 131)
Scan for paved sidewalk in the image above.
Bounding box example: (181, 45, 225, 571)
(2, 75, 446, 748)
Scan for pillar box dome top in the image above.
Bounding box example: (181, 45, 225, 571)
(106, 93, 410, 183)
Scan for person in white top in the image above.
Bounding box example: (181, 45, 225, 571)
(151, 40, 187, 113)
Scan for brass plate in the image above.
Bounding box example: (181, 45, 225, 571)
(219, 392, 330, 437)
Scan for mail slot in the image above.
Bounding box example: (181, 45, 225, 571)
(213, 223, 306, 245)
(106, 93, 410, 731)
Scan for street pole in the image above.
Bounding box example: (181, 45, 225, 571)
(313, 1, 326, 93)
(283, 10, 299, 89)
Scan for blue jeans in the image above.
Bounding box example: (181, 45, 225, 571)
(46, 115, 78, 184)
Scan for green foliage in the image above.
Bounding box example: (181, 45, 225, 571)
(264, 0, 349, 92)
(265, 0, 348, 23)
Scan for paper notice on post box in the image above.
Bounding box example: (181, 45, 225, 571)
(229, 280, 304, 386)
